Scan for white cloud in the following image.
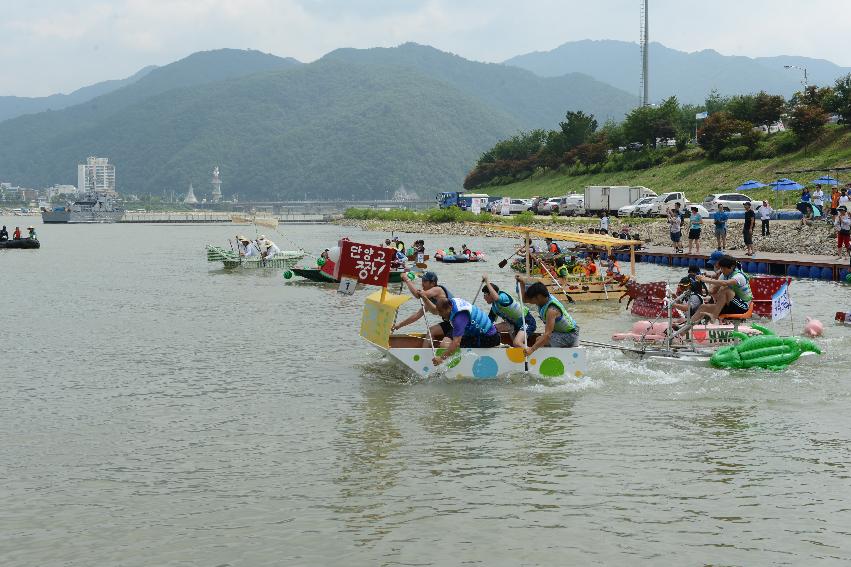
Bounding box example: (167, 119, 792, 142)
(1, 0, 850, 96)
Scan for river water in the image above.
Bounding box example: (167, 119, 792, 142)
(3, 217, 851, 566)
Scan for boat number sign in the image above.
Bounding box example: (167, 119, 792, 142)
(336, 240, 393, 287)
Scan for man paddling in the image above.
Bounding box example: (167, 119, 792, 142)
(420, 295, 500, 367)
(516, 276, 579, 353)
(482, 275, 536, 347)
(691, 255, 752, 323)
(393, 271, 453, 344)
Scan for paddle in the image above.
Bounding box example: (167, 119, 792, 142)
(419, 296, 438, 360)
(498, 246, 525, 269)
(516, 279, 530, 372)
(536, 259, 575, 304)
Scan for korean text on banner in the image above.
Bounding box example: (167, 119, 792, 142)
(335, 240, 394, 288)
(771, 283, 792, 321)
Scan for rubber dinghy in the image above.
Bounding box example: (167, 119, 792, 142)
(0, 239, 40, 249)
(434, 249, 485, 263)
(359, 289, 586, 379)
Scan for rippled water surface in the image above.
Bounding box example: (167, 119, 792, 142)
(3, 217, 851, 566)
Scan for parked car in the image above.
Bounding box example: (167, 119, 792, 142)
(626, 142, 644, 151)
(538, 197, 562, 215)
(618, 196, 657, 217)
(489, 198, 533, 215)
(529, 196, 550, 215)
(703, 192, 755, 212)
(639, 192, 688, 217)
(558, 195, 585, 216)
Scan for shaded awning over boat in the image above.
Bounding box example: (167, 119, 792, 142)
(472, 223, 643, 248)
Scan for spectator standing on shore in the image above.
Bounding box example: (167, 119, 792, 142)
(812, 185, 825, 213)
(831, 187, 841, 216)
(743, 201, 756, 256)
(599, 212, 609, 234)
(801, 187, 811, 204)
(840, 188, 850, 210)
(759, 201, 772, 236)
(713, 206, 729, 251)
(668, 204, 683, 253)
(687, 206, 703, 254)
(836, 206, 851, 259)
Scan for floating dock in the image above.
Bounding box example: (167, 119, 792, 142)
(612, 245, 851, 282)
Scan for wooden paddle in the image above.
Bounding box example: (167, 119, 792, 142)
(498, 246, 525, 269)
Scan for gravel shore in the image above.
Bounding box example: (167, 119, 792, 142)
(335, 217, 842, 256)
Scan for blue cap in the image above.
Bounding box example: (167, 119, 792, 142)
(422, 271, 438, 282)
(708, 250, 724, 265)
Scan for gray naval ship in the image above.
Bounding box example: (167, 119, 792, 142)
(41, 193, 125, 224)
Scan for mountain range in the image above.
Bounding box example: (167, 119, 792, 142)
(2, 40, 850, 200)
(504, 39, 851, 104)
(0, 44, 635, 200)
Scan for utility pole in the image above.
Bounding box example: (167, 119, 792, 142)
(640, 0, 649, 106)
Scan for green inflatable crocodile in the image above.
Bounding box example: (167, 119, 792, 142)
(710, 324, 821, 371)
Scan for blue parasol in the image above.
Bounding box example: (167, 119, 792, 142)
(769, 178, 804, 191)
(810, 175, 839, 185)
(735, 180, 767, 191)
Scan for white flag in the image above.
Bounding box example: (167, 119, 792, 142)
(771, 283, 792, 321)
(695, 111, 708, 120)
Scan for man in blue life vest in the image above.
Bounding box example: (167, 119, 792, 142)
(393, 271, 454, 345)
(481, 274, 536, 347)
(691, 255, 752, 323)
(516, 276, 580, 354)
(420, 295, 501, 367)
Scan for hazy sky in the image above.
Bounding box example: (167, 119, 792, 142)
(3, 0, 851, 96)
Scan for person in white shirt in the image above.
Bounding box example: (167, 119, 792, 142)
(263, 240, 281, 258)
(599, 212, 609, 234)
(839, 190, 850, 209)
(812, 185, 825, 212)
(759, 201, 773, 236)
(241, 238, 261, 257)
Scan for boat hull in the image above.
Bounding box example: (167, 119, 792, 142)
(546, 277, 627, 302)
(289, 267, 406, 283)
(206, 245, 304, 270)
(41, 210, 124, 223)
(375, 340, 587, 379)
(0, 239, 40, 249)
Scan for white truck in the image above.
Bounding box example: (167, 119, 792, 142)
(583, 185, 656, 214)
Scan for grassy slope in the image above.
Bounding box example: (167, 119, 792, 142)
(493, 127, 851, 204)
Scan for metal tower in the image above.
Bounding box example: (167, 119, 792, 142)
(640, 0, 649, 106)
(211, 166, 222, 203)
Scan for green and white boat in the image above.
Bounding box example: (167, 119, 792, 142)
(206, 245, 305, 270)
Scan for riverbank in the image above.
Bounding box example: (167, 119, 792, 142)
(335, 216, 842, 256)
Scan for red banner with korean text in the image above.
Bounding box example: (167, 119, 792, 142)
(334, 240, 394, 288)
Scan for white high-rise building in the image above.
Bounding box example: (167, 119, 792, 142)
(77, 156, 117, 196)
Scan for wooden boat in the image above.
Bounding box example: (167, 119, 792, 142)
(0, 238, 40, 249)
(485, 223, 641, 303)
(406, 253, 429, 261)
(206, 245, 304, 270)
(359, 289, 587, 379)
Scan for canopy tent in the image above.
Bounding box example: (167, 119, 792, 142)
(768, 178, 804, 191)
(810, 175, 839, 186)
(735, 180, 767, 191)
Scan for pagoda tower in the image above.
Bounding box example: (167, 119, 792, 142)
(184, 183, 198, 204)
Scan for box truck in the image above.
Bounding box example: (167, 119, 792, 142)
(583, 186, 656, 214)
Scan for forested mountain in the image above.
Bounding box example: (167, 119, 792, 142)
(324, 43, 638, 126)
(505, 40, 851, 104)
(0, 66, 155, 123)
(0, 58, 520, 199)
(0, 45, 636, 200)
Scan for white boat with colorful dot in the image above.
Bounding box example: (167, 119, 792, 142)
(359, 289, 587, 380)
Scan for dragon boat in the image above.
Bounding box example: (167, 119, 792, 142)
(206, 245, 304, 270)
(360, 289, 587, 379)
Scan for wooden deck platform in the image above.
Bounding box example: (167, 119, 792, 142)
(618, 245, 851, 281)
